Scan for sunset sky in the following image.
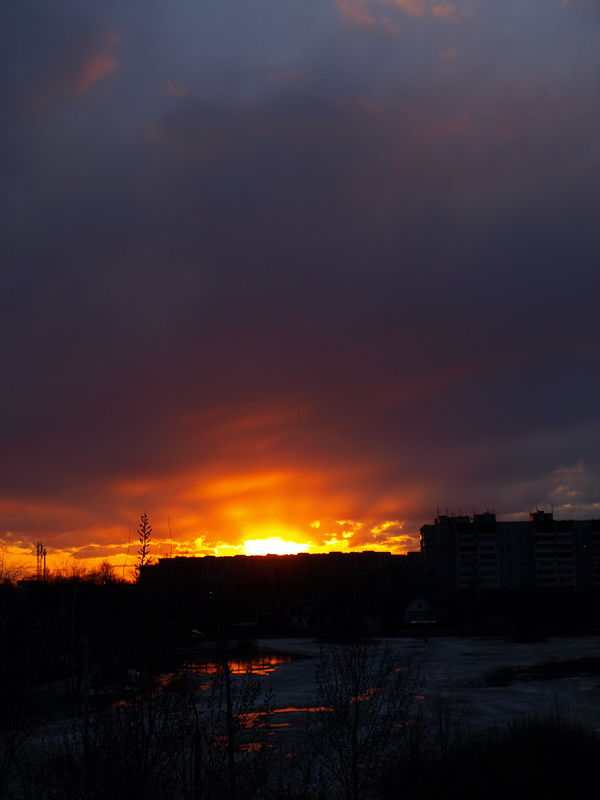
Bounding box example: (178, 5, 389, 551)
(2, 0, 600, 574)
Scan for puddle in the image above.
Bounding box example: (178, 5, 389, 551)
(184, 653, 292, 676)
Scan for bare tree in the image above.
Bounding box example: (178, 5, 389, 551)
(0, 547, 25, 586)
(194, 655, 275, 800)
(30, 683, 194, 800)
(90, 560, 122, 585)
(303, 639, 420, 800)
(426, 687, 471, 766)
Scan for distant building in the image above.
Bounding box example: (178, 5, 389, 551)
(140, 549, 418, 635)
(403, 597, 435, 624)
(421, 510, 600, 595)
(143, 549, 397, 589)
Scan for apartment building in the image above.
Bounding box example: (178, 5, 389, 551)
(421, 509, 600, 594)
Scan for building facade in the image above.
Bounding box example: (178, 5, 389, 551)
(421, 510, 600, 594)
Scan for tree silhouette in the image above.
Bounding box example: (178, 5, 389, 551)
(304, 640, 420, 800)
(135, 512, 152, 580)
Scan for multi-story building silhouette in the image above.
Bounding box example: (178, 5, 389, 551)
(144, 549, 399, 589)
(421, 509, 600, 595)
(141, 549, 422, 630)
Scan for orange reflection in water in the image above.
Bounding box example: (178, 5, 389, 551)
(272, 707, 329, 714)
(185, 653, 291, 676)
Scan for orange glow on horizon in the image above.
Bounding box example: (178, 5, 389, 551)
(2, 524, 419, 582)
(242, 537, 309, 556)
(1, 450, 422, 576)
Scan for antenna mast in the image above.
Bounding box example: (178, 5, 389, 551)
(36, 542, 46, 581)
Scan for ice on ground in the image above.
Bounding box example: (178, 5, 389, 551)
(253, 636, 600, 734)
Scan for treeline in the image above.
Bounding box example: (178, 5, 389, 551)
(0, 573, 172, 732)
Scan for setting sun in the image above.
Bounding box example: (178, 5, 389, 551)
(242, 537, 309, 556)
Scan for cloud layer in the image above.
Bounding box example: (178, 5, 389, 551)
(1, 0, 599, 569)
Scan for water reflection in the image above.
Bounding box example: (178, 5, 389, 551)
(184, 653, 292, 676)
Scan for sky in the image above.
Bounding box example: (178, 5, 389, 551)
(1, 0, 600, 573)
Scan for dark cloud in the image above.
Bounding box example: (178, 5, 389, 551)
(1, 0, 599, 565)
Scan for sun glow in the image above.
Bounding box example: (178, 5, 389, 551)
(242, 537, 309, 556)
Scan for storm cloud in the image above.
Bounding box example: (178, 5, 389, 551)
(1, 0, 599, 567)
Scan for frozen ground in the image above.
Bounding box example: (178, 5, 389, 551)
(251, 636, 600, 739)
(32, 635, 600, 755)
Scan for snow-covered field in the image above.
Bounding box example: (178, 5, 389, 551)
(251, 636, 600, 736)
